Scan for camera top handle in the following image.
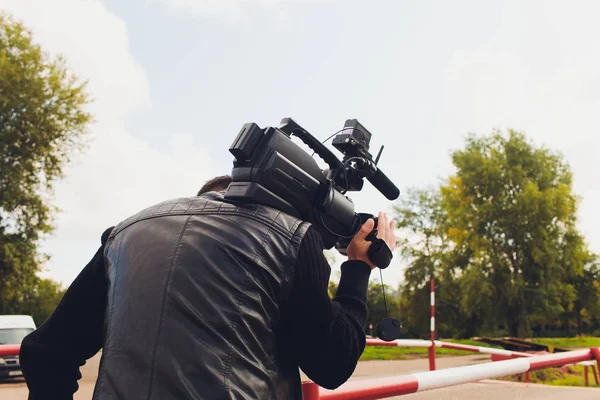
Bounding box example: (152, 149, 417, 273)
(278, 117, 344, 174)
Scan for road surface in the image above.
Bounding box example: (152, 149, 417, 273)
(2, 353, 599, 399)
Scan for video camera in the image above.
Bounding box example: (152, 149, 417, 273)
(224, 117, 400, 268)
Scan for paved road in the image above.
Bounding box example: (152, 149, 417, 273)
(399, 380, 600, 400)
(2, 353, 599, 399)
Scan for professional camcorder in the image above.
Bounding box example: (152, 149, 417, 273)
(224, 117, 400, 269)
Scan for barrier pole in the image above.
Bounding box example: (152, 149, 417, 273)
(302, 381, 321, 400)
(428, 278, 436, 371)
(316, 348, 598, 399)
(0, 344, 20, 357)
(592, 347, 600, 370)
(366, 338, 534, 358)
(584, 365, 589, 387)
(593, 365, 599, 385)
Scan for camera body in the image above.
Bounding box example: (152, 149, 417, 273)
(224, 117, 399, 263)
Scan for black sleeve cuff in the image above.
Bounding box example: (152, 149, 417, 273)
(335, 260, 371, 301)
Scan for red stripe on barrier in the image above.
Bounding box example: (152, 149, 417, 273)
(591, 347, 600, 364)
(302, 381, 321, 400)
(0, 344, 20, 357)
(490, 352, 534, 362)
(506, 350, 534, 358)
(365, 339, 398, 347)
(318, 375, 419, 400)
(439, 342, 480, 352)
(528, 349, 592, 370)
(306, 348, 596, 398)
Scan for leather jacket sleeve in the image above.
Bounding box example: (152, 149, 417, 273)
(280, 226, 371, 389)
(20, 227, 113, 400)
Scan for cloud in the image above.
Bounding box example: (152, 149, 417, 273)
(1, 0, 150, 119)
(0, 0, 219, 285)
(161, 0, 330, 22)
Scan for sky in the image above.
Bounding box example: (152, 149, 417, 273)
(1, 0, 599, 288)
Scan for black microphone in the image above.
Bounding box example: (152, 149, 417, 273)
(367, 168, 400, 200)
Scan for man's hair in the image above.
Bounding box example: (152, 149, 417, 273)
(197, 175, 232, 196)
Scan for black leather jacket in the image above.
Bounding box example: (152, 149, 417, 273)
(92, 192, 311, 399)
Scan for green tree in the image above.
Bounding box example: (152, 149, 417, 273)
(564, 255, 600, 335)
(440, 129, 590, 337)
(393, 130, 598, 339)
(365, 279, 400, 336)
(395, 187, 446, 285)
(328, 279, 338, 299)
(325, 250, 339, 299)
(394, 187, 467, 338)
(0, 12, 91, 313)
(24, 278, 66, 326)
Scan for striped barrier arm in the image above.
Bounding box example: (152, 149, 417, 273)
(303, 347, 600, 399)
(0, 344, 20, 357)
(365, 338, 533, 358)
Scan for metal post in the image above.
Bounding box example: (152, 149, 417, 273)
(428, 278, 436, 371)
(591, 347, 600, 387)
(584, 366, 589, 387)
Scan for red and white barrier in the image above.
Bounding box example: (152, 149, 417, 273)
(433, 340, 534, 358)
(0, 344, 20, 357)
(365, 338, 533, 358)
(365, 338, 433, 347)
(302, 347, 600, 399)
(366, 337, 600, 386)
(428, 278, 435, 371)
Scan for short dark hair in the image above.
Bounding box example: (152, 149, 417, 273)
(197, 175, 232, 196)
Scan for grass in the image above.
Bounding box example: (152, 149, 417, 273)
(529, 337, 600, 348)
(493, 365, 600, 388)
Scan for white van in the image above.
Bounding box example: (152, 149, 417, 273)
(0, 315, 36, 378)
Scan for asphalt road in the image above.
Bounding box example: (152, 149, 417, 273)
(2, 353, 599, 399)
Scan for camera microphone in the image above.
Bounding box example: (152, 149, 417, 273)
(367, 168, 399, 201)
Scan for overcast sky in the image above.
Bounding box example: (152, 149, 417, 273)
(1, 0, 599, 288)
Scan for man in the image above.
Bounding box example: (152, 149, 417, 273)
(197, 175, 231, 196)
(20, 174, 396, 399)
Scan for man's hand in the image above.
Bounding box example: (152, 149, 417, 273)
(346, 211, 396, 270)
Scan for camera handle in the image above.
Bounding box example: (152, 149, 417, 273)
(278, 117, 344, 172)
(364, 231, 393, 269)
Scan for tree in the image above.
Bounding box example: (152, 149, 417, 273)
(24, 278, 67, 326)
(325, 250, 339, 299)
(328, 279, 338, 299)
(365, 279, 400, 336)
(395, 187, 446, 286)
(394, 187, 468, 338)
(440, 129, 590, 337)
(564, 255, 600, 335)
(393, 130, 599, 338)
(0, 12, 91, 313)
